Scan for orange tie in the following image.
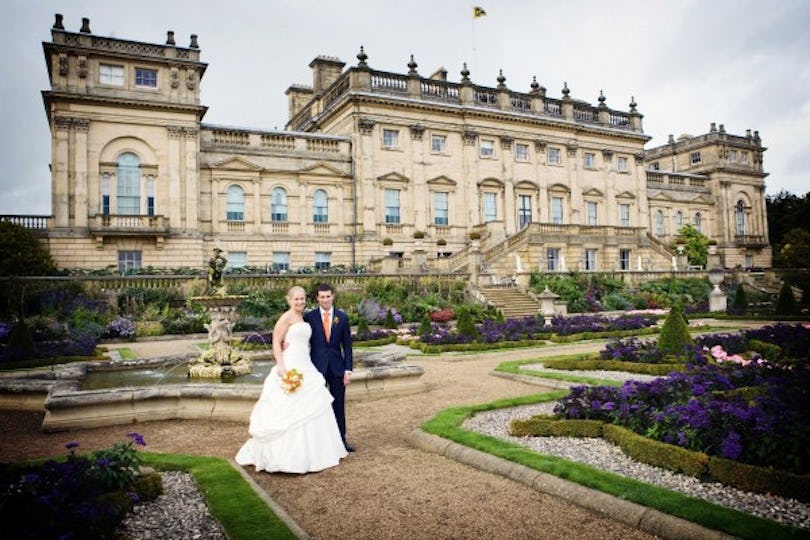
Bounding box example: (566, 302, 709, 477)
(323, 310, 331, 341)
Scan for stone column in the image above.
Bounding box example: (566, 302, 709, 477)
(73, 118, 90, 228)
(184, 128, 200, 231)
(53, 117, 71, 227)
(167, 126, 183, 228)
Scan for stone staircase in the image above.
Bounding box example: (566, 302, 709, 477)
(478, 286, 541, 319)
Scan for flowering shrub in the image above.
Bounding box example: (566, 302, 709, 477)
(600, 337, 667, 364)
(554, 356, 809, 473)
(105, 316, 136, 339)
(428, 307, 454, 323)
(356, 298, 403, 325)
(0, 432, 157, 539)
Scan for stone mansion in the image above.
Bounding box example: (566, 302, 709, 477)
(25, 14, 771, 275)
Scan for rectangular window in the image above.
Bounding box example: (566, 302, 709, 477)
(551, 197, 564, 224)
(584, 152, 595, 169)
(740, 152, 749, 164)
(272, 252, 290, 272)
(651, 161, 660, 171)
(515, 143, 529, 162)
(584, 249, 598, 271)
(619, 204, 630, 227)
(617, 156, 628, 172)
(744, 254, 753, 269)
(690, 152, 702, 165)
(100, 64, 124, 86)
(315, 252, 331, 270)
(619, 249, 631, 271)
(382, 129, 399, 148)
(480, 139, 495, 158)
(586, 201, 598, 226)
(227, 251, 247, 269)
(101, 174, 110, 216)
(433, 192, 449, 225)
(483, 192, 497, 222)
(118, 250, 142, 273)
(518, 195, 532, 229)
(547, 248, 560, 271)
(728, 150, 738, 163)
(135, 68, 157, 88)
(431, 134, 447, 153)
(548, 147, 561, 165)
(384, 188, 400, 224)
(146, 178, 155, 217)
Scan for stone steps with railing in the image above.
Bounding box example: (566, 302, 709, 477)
(479, 286, 541, 318)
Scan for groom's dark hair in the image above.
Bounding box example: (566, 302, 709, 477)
(315, 283, 334, 295)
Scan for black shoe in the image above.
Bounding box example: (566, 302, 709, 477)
(345, 443, 356, 452)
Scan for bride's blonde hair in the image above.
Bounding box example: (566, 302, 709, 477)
(286, 285, 307, 305)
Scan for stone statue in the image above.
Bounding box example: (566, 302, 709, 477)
(207, 248, 227, 295)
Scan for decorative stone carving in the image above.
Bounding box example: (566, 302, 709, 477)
(73, 118, 90, 132)
(78, 56, 87, 78)
(634, 152, 645, 164)
(167, 126, 184, 138)
(534, 139, 547, 152)
(602, 149, 614, 161)
(170, 67, 179, 88)
(54, 116, 72, 130)
(58, 53, 68, 76)
(183, 127, 199, 138)
(186, 67, 197, 90)
(358, 117, 375, 135)
(566, 143, 578, 157)
(499, 135, 513, 150)
(409, 124, 425, 140)
(462, 129, 478, 145)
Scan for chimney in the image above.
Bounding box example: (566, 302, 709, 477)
(80, 17, 91, 33)
(309, 56, 346, 93)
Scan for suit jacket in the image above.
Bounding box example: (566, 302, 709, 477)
(304, 307, 353, 377)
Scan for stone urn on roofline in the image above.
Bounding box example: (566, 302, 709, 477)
(187, 248, 252, 378)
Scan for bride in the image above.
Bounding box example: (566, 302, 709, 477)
(236, 286, 348, 473)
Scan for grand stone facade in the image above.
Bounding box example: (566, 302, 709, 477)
(33, 14, 771, 274)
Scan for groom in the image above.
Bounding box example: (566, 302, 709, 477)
(305, 282, 355, 452)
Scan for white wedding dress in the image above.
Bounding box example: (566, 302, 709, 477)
(235, 322, 347, 473)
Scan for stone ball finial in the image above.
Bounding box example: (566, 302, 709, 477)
(562, 81, 570, 97)
(407, 54, 418, 75)
(190, 34, 199, 48)
(357, 46, 368, 67)
(80, 17, 91, 33)
(166, 31, 176, 45)
(598, 90, 606, 103)
(460, 62, 470, 82)
(53, 13, 65, 30)
(496, 69, 506, 89)
(530, 76, 539, 91)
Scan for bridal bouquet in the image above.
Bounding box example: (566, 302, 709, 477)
(280, 368, 303, 393)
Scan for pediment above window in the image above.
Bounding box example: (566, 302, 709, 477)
(377, 172, 410, 184)
(301, 162, 350, 177)
(582, 187, 604, 198)
(211, 157, 263, 171)
(426, 175, 457, 187)
(616, 191, 636, 199)
(547, 182, 571, 193)
(514, 180, 539, 191)
(476, 177, 504, 188)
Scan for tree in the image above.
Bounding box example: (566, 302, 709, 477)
(766, 190, 810, 248)
(0, 221, 56, 276)
(676, 224, 709, 269)
(773, 228, 810, 269)
(657, 304, 694, 356)
(775, 280, 799, 315)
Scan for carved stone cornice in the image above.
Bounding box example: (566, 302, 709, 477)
(601, 149, 614, 161)
(566, 143, 578, 157)
(499, 135, 514, 150)
(462, 129, 478, 145)
(534, 139, 547, 152)
(409, 124, 425, 140)
(167, 126, 184, 138)
(634, 152, 645, 164)
(73, 118, 90, 133)
(183, 127, 199, 138)
(54, 116, 72, 130)
(358, 117, 375, 135)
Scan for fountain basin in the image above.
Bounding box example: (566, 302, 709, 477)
(0, 349, 427, 432)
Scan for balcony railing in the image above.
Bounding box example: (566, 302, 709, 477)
(1, 215, 50, 229)
(89, 214, 168, 234)
(735, 234, 768, 247)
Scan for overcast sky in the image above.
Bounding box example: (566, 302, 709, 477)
(2, 0, 808, 215)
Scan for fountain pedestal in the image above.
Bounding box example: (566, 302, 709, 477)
(187, 295, 252, 378)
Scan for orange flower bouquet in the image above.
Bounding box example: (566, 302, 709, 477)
(280, 368, 303, 393)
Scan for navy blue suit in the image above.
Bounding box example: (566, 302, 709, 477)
(304, 307, 353, 445)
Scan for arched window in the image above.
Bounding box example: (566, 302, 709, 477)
(654, 210, 664, 236)
(674, 211, 683, 232)
(313, 189, 328, 223)
(226, 185, 245, 221)
(116, 153, 141, 215)
(735, 200, 745, 235)
(271, 187, 288, 222)
(694, 212, 702, 232)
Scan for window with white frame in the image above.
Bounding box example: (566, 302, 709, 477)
(431, 134, 447, 153)
(740, 152, 749, 164)
(551, 196, 564, 224)
(674, 210, 684, 232)
(433, 192, 449, 225)
(480, 139, 495, 158)
(584, 249, 598, 271)
(135, 68, 157, 88)
(314, 252, 331, 270)
(226, 185, 245, 221)
(548, 147, 561, 165)
(655, 210, 664, 236)
(617, 156, 629, 172)
(728, 150, 738, 163)
(146, 177, 155, 217)
(101, 173, 110, 215)
(118, 250, 142, 273)
(100, 64, 124, 86)
(227, 251, 246, 269)
(619, 249, 631, 271)
(619, 204, 630, 227)
(736, 200, 745, 235)
(547, 248, 560, 271)
(382, 129, 399, 149)
(273, 252, 290, 272)
(271, 187, 287, 221)
(116, 153, 141, 215)
(518, 195, 532, 229)
(483, 192, 497, 222)
(586, 201, 598, 225)
(583, 152, 595, 169)
(690, 152, 702, 165)
(313, 189, 328, 223)
(744, 254, 753, 268)
(385, 189, 401, 224)
(515, 143, 529, 162)
(694, 212, 702, 232)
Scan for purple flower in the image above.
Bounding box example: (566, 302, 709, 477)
(65, 441, 80, 450)
(127, 432, 146, 446)
(721, 432, 743, 460)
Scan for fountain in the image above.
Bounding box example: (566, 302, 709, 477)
(186, 248, 252, 378)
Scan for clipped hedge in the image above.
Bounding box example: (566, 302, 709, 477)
(708, 457, 810, 503)
(509, 416, 604, 438)
(602, 423, 709, 478)
(542, 358, 684, 377)
(353, 336, 397, 347)
(548, 327, 658, 343)
(409, 339, 547, 354)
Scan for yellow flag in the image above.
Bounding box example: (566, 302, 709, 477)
(473, 6, 487, 17)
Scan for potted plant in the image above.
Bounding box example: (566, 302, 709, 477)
(413, 230, 426, 239)
(382, 237, 393, 246)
